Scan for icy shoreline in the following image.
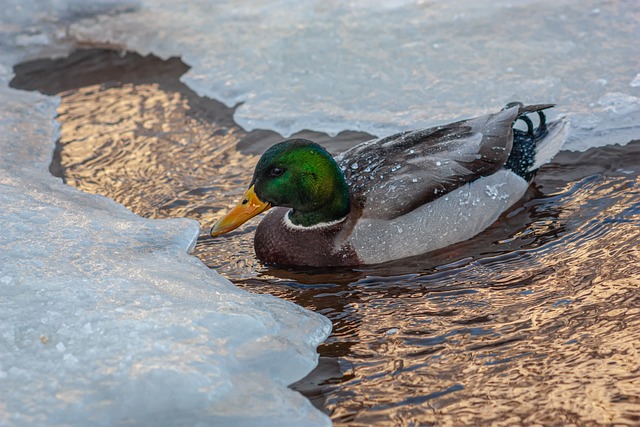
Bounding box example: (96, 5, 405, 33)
(66, 0, 640, 146)
(0, 85, 331, 425)
(3, 1, 638, 146)
(1, 4, 332, 425)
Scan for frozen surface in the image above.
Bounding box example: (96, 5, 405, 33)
(65, 0, 639, 145)
(2, 0, 639, 146)
(0, 7, 332, 423)
(0, 85, 331, 426)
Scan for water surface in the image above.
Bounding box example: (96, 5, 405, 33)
(12, 49, 640, 426)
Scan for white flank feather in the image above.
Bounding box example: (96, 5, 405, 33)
(530, 117, 570, 171)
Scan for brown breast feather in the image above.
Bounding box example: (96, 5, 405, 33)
(254, 207, 361, 267)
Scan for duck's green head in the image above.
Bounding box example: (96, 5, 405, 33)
(211, 139, 350, 237)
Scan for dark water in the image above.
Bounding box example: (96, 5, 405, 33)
(12, 50, 640, 426)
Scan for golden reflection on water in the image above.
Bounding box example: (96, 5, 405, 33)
(55, 80, 266, 276)
(12, 50, 640, 426)
(58, 83, 255, 220)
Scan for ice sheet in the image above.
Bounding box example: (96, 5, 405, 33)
(3, 0, 638, 147)
(0, 5, 332, 422)
(0, 86, 331, 426)
(65, 0, 640, 146)
(0, 85, 331, 426)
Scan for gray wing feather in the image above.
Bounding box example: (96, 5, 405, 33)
(336, 106, 520, 219)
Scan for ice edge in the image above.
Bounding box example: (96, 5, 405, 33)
(0, 43, 332, 427)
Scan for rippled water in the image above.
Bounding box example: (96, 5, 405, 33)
(12, 50, 640, 426)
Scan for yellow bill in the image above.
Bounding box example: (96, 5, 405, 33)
(210, 185, 271, 237)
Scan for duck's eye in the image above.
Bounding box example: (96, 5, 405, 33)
(270, 167, 284, 177)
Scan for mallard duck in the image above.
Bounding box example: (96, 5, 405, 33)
(211, 103, 568, 267)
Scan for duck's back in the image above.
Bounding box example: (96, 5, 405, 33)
(336, 104, 559, 221)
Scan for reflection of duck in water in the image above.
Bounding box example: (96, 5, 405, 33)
(211, 103, 568, 267)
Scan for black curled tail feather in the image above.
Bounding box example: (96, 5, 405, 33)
(503, 103, 555, 181)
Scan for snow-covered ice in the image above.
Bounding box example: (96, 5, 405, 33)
(0, 84, 333, 425)
(1, 4, 332, 425)
(64, 0, 639, 146)
(1, 0, 639, 425)
(3, 1, 640, 144)
(0, 86, 331, 426)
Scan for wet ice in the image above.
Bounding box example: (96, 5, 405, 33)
(0, 6, 331, 426)
(59, 0, 640, 146)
